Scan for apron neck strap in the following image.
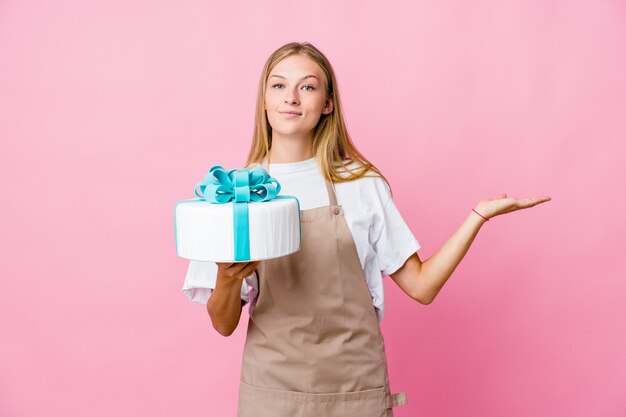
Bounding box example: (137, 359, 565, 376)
(325, 180, 338, 206)
(260, 153, 338, 207)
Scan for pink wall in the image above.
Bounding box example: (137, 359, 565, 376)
(1, 1, 624, 416)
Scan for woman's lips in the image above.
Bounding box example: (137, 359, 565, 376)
(280, 112, 301, 118)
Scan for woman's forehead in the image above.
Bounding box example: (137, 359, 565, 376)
(270, 55, 323, 79)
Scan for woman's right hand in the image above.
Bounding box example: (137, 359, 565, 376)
(209, 261, 260, 336)
(215, 261, 260, 283)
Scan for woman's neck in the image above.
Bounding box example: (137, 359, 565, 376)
(269, 134, 314, 163)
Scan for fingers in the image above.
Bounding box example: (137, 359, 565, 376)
(239, 261, 261, 278)
(531, 196, 552, 206)
(480, 194, 551, 218)
(493, 194, 551, 204)
(216, 261, 260, 281)
(228, 261, 260, 278)
(515, 196, 552, 208)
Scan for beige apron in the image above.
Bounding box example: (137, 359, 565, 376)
(237, 156, 407, 417)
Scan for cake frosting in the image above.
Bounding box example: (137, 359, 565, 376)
(175, 196, 301, 262)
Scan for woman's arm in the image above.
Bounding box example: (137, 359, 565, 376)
(207, 261, 259, 336)
(390, 193, 551, 304)
(390, 211, 484, 304)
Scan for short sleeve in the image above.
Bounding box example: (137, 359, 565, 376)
(181, 260, 258, 307)
(371, 188, 421, 277)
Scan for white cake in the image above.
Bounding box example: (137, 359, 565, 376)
(175, 197, 301, 262)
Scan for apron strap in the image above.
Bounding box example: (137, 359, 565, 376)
(325, 180, 338, 206)
(386, 391, 408, 408)
(260, 153, 338, 207)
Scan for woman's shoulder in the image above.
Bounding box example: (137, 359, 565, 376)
(334, 159, 392, 203)
(335, 158, 374, 177)
(245, 160, 263, 170)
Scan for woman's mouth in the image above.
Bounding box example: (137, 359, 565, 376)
(280, 111, 302, 118)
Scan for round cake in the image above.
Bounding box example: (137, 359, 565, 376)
(175, 197, 301, 262)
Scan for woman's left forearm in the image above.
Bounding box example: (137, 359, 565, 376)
(419, 210, 487, 303)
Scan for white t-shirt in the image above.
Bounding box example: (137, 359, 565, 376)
(181, 157, 421, 323)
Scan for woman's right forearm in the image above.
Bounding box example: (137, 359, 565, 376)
(207, 274, 244, 337)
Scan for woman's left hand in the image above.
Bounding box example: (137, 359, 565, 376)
(473, 193, 552, 221)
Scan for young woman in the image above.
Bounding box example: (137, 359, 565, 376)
(182, 42, 551, 417)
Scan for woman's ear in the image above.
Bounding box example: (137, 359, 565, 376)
(322, 95, 334, 114)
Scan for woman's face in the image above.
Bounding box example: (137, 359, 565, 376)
(265, 54, 333, 139)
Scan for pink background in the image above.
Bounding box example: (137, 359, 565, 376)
(2, 1, 624, 416)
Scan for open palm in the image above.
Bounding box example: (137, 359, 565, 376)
(475, 193, 552, 220)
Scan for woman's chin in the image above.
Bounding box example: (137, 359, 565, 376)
(270, 126, 314, 138)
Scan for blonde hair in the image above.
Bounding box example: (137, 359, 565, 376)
(244, 41, 392, 195)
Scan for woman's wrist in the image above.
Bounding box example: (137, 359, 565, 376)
(472, 208, 490, 222)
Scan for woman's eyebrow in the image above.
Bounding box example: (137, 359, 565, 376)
(269, 75, 319, 81)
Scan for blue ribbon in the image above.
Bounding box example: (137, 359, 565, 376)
(194, 165, 281, 261)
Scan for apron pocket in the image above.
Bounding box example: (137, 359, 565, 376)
(238, 380, 394, 417)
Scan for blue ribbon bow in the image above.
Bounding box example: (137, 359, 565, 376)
(194, 165, 281, 203)
(194, 165, 281, 261)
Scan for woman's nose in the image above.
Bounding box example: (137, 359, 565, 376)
(284, 89, 299, 105)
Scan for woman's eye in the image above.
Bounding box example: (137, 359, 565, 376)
(271, 83, 315, 91)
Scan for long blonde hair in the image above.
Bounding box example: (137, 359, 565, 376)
(244, 41, 392, 195)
